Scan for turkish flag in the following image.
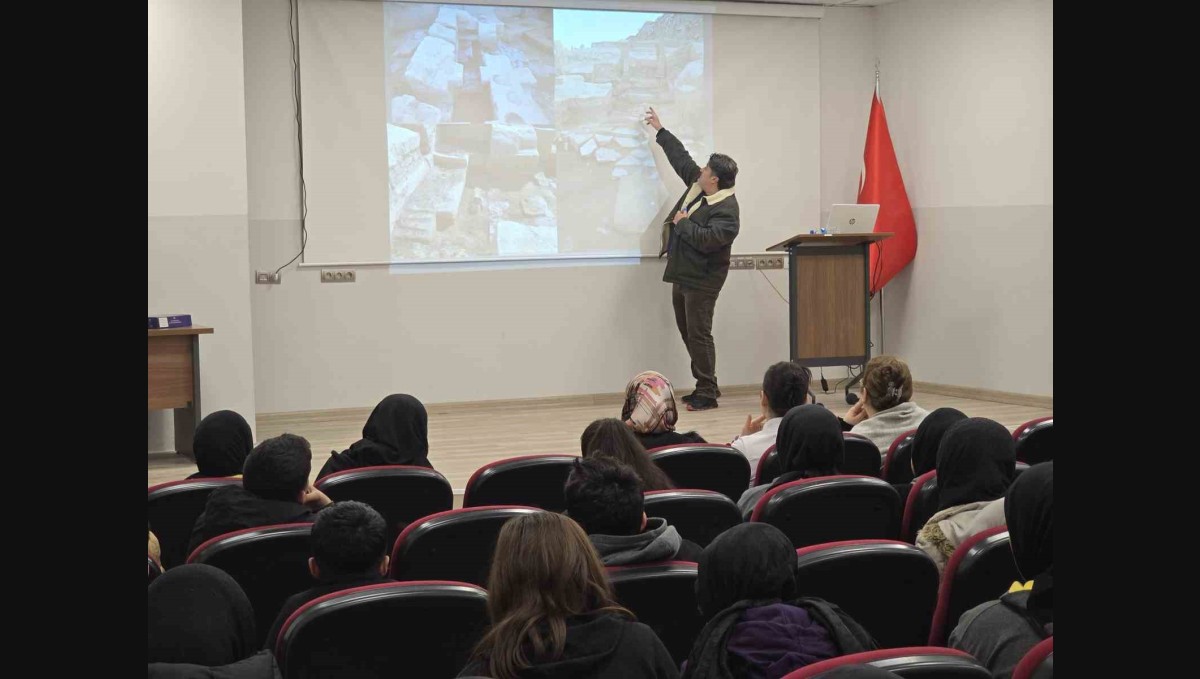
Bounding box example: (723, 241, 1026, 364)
(858, 88, 916, 294)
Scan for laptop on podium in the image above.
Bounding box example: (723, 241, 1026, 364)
(824, 204, 880, 234)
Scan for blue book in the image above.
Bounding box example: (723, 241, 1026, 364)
(148, 314, 192, 329)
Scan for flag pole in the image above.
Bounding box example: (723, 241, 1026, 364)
(874, 58, 883, 355)
(879, 287, 885, 356)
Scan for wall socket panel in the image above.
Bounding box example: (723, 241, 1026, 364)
(255, 271, 281, 284)
(730, 256, 756, 270)
(755, 256, 785, 270)
(321, 269, 356, 283)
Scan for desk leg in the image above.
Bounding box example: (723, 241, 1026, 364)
(844, 368, 865, 399)
(173, 335, 202, 459)
(173, 409, 196, 458)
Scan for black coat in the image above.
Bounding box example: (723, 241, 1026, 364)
(656, 128, 740, 294)
(188, 485, 315, 557)
(636, 430, 706, 451)
(263, 573, 392, 652)
(148, 651, 280, 679)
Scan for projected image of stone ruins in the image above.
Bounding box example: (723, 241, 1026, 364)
(385, 4, 709, 261)
(554, 12, 708, 256)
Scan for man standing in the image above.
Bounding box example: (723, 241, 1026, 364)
(645, 106, 739, 411)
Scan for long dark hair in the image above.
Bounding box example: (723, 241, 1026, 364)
(472, 513, 632, 679)
(581, 418, 674, 491)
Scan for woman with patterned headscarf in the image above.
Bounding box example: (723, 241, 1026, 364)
(620, 370, 706, 450)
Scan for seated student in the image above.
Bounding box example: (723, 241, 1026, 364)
(581, 418, 675, 491)
(916, 418, 1016, 574)
(188, 434, 332, 556)
(839, 356, 928, 455)
(148, 564, 281, 678)
(907, 409, 1008, 538)
(737, 405, 844, 519)
(681, 523, 876, 679)
(317, 394, 433, 478)
(564, 457, 703, 565)
(621, 370, 706, 450)
(263, 501, 392, 649)
(889, 407, 969, 499)
(909, 408, 968, 478)
(187, 410, 255, 479)
(731, 361, 812, 478)
(950, 462, 1053, 678)
(458, 512, 679, 679)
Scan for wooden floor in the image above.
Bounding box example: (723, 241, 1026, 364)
(148, 387, 1051, 494)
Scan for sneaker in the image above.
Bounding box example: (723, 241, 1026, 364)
(686, 396, 719, 411)
(681, 390, 721, 404)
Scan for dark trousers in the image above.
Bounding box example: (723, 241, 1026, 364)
(672, 283, 721, 399)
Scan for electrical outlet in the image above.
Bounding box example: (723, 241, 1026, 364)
(730, 256, 756, 270)
(755, 256, 785, 270)
(255, 271, 281, 284)
(321, 269, 357, 283)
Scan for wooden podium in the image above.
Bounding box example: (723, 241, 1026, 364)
(767, 233, 892, 370)
(148, 326, 213, 456)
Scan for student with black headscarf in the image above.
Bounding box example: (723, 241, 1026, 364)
(148, 564, 280, 678)
(317, 394, 434, 479)
(187, 410, 254, 479)
(909, 408, 968, 478)
(736, 405, 844, 518)
(950, 462, 1053, 678)
(916, 418, 1016, 574)
(681, 523, 875, 679)
(887, 407, 968, 502)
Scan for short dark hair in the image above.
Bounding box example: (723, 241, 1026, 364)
(564, 457, 644, 536)
(763, 361, 812, 417)
(311, 501, 388, 579)
(707, 153, 738, 190)
(242, 433, 312, 502)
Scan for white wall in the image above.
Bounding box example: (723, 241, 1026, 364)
(819, 7, 877, 222)
(149, 0, 250, 217)
(875, 0, 1052, 396)
(148, 0, 257, 451)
